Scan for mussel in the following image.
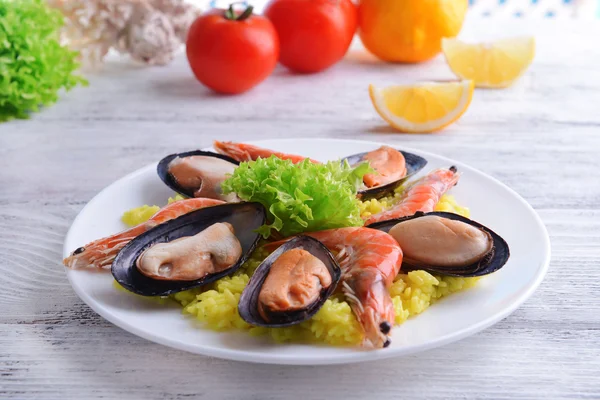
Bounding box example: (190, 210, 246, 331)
(368, 211, 510, 277)
(342, 146, 427, 199)
(157, 150, 240, 202)
(112, 202, 266, 296)
(238, 236, 341, 327)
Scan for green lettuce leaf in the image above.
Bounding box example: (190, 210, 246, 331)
(0, 0, 87, 122)
(221, 156, 372, 238)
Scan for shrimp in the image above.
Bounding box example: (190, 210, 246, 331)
(265, 227, 403, 348)
(213, 141, 320, 164)
(63, 198, 225, 269)
(364, 166, 460, 225)
(361, 146, 407, 188)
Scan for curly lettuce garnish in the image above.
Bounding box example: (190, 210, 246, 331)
(221, 156, 371, 237)
(0, 0, 87, 121)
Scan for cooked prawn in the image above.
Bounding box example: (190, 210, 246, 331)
(266, 227, 403, 348)
(63, 198, 224, 269)
(361, 146, 407, 188)
(364, 166, 460, 225)
(213, 141, 320, 164)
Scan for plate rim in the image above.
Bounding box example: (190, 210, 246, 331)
(63, 138, 552, 365)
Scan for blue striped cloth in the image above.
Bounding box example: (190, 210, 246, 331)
(469, 0, 575, 18)
(209, 0, 595, 18)
(469, 0, 573, 4)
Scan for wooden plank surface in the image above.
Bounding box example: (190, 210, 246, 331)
(1, 19, 599, 400)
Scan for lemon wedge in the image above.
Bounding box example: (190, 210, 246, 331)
(442, 37, 535, 88)
(369, 80, 474, 133)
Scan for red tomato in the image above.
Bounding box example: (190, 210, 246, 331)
(186, 6, 279, 94)
(264, 0, 357, 74)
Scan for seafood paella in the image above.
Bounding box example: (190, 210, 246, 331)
(63, 141, 509, 349)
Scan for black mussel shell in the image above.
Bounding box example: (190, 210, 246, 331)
(368, 211, 510, 277)
(341, 149, 427, 199)
(157, 150, 239, 198)
(112, 202, 266, 296)
(238, 236, 341, 328)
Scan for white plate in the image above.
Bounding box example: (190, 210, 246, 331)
(63, 138, 551, 365)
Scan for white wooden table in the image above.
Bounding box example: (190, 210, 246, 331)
(1, 19, 599, 400)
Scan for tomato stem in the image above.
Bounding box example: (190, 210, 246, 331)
(224, 3, 254, 21)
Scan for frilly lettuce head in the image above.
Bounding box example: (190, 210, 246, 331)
(221, 156, 371, 238)
(0, 0, 87, 121)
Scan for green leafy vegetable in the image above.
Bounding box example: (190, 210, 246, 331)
(0, 0, 87, 122)
(222, 156, 372, 238)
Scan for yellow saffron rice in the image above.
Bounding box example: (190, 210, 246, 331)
(121, 195, 183, 226)
(120, 189, 479, 346)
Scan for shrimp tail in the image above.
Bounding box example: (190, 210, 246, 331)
(213, 141, 255, 162)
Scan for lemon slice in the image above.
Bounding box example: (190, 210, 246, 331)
(369, 80, 474, 133)
(442, 37, 535, 88)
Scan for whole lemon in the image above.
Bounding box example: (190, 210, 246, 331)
(358, 0, 468, 63)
